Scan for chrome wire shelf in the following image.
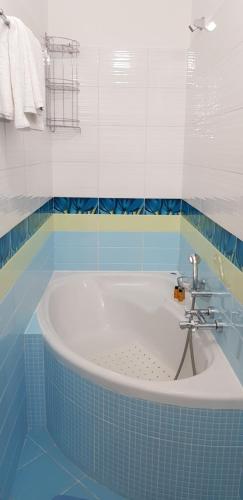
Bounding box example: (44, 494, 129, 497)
(45, 35, 80, 55)
(45, 34, 81, 132)
(46, 78, 80, 92)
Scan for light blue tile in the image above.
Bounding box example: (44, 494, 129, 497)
(143, 247, 179, 265)
(144, 232, 180, 247)
(48, 444, 85, 482)
(28, 430, 56, 452)
(54, 246, 97, 264)
(143, 264, 178, 272)
(63, 482, 97, 499)
(99, 247, 142, 265)
(18, 437, 43, 469)
(54, 262, 98, 271)
(11, 454, 74, 500)
(53, 232, 97, 247)
(99, 232, 143, 248)
(99, 263, 142, 271)
(81, 477, 126, 500)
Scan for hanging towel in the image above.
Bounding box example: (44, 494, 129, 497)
(8, 16, 45, 130)
(0, 23, 14, 120)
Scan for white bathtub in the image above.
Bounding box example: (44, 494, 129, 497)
(38, 272, 243, 409)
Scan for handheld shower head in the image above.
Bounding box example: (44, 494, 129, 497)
(189, 254, 201, 290)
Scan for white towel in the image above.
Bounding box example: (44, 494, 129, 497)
(0, 23, 14, 121)
(8, 17, 45, 130)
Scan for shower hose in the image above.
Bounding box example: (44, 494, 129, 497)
(174, 296, 197, 380)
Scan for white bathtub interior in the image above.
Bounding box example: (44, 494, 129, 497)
(38, 271, 243, 409)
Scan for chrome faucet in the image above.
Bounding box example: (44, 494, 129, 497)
(179, 319, 226, 332)
(179, 253, 227, 334)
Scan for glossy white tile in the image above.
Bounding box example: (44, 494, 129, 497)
(52, 127, 99, 163)
(99, 163, 145, 198)
(146, 127, 184, 164)
(53, 162, 98, 197)
(147, 88, 186, 127)
(99, 126, 146, 164)
(99, 87, 147, 126)
(99, 49, 147, 87)
(145, 164, 183, 198)
(79, 48, 99, 87)
(148, 49, 186, 88)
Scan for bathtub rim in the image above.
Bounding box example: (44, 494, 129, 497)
(38, 271, 243, 410)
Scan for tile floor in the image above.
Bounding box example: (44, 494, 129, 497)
(10, 430, 127, 500)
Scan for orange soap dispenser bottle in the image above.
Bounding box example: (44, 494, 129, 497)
(178, 287, 185, 302)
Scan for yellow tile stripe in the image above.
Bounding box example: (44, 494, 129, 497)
(0, 219, 52, 301)
(181, 218, 243, 304)
(52, 214, 181, 232)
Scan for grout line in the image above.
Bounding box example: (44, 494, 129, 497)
(75, 478, 100, 499)
(59, 480, 79, 495)
(17, 451, 44, 471)
(29, 434, 87, 483)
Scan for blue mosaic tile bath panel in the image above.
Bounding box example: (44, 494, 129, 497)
(44, 345, 243, 500)
(0, 233, 52, 499)
(24, 329, 46, 430)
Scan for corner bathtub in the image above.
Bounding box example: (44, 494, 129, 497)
(38, 272, 243, 500)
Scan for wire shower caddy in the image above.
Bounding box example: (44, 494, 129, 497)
(45, 35, 81, 132)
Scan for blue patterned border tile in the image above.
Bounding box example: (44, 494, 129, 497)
(53, 198, 182, 216)
(53, 197, 98, 214)
(0, 200, 52, 270)
(99, 198, 144, 215)
(181, 201, 242, 271)
(145, 199, 181, 215)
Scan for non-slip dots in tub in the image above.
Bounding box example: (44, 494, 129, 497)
(88, 343, 174, 381)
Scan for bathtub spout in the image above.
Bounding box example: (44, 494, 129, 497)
(179, 319, 225, 332)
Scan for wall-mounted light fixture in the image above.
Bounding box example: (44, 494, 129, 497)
(189, 17, 217, 33)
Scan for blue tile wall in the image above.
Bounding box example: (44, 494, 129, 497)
(52, 231, 180, 272)
(179, 235, 243, 385)
(0, 203, 52, 499)
(44, 345, 243, 500)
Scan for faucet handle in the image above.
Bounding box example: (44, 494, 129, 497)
(185, 307, 219, 318)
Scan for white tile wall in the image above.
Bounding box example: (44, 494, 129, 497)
(183, 0, 243, 240)
(48, 0, 192, 199)
(0, 0, 52, 238)
(48, 0, 192, 49)
(52, 47, 187, 199)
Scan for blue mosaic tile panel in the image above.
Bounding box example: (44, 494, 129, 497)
(45, 345, 243, 500)
(24, 332, 46, 430)
(0, 199, 52, 269)
(181, 200, 243, 271)
(0, 236, 52, 499)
